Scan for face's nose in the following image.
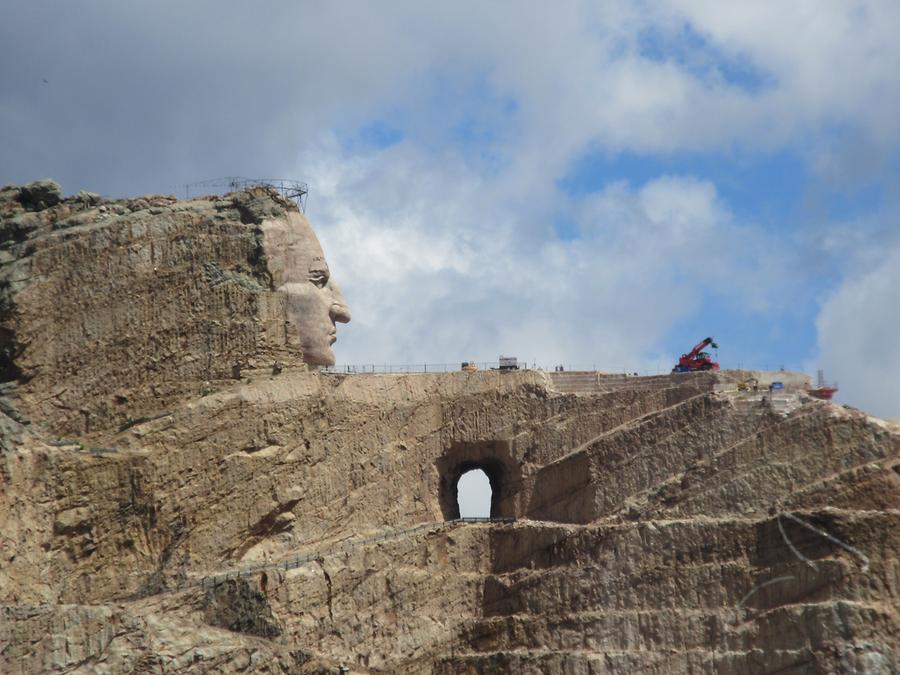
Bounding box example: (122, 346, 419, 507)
(327, 281, 351, 324)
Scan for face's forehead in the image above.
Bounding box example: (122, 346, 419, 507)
(285, 211, 326, 263)
(261, 211, 328, 287)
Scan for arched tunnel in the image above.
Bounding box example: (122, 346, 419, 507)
(436, 440, 522, 520)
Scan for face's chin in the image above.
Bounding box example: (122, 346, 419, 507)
(302, 342, 336, 367)
(281, 288, 339, 367)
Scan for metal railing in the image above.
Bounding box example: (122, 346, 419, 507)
(184, 177, 309, 212)
(322, 362, 507, 374)
(320, 362, 666, 376)
(318, 363, 802, 377)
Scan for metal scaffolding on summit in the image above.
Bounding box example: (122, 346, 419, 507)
(184, 177, 309, 212)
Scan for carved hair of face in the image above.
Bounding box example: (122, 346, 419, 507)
(261, 211, 351, 367)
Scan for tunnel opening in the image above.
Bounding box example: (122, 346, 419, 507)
(443, 460, 503, 520)
(456, 468, 493, 518)
(437, 441, 521, 521)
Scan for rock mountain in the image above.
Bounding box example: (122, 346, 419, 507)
(0, 181, 897, 673)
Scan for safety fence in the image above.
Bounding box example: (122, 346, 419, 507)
(192, 516, 515, 590)
(322, 362, 505, 374)
(320, 362, 660, 375)
(319, 363, 809, 378)
(184, 177, 309, 212)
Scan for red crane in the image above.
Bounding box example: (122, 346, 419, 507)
(672, 337, 719, 373)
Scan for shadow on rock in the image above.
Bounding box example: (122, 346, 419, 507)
(202, 578, 281, 638)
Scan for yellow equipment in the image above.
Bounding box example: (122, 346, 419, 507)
(737, 377, 758, 392)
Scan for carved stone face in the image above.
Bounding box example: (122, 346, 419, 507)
(261, 211, 351, 367)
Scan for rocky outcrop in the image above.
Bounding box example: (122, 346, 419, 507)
(0, 178, 353, 438)
(0, 182, 897, 673)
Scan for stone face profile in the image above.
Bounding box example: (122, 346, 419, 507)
(261, 211, 351, 367)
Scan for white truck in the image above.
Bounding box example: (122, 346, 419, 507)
(498, 356, 519, 371)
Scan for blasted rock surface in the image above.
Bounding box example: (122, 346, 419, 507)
(0, 182, 897, 674)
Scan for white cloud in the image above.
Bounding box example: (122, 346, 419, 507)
(658, 2, 900, 166)
(815, 242, 900, 419)
(5, 2, 899, 196)
(300, 138, 786, 371)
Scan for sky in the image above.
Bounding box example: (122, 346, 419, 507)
(457, 470, 491, 519)
(2, 1, 899, 422)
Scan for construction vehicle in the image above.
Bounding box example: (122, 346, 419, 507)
(737, 377, 758, 392)
(461, 361, 478, 372)
(808, 369, 838, 400)
(672, 337, 719, 373)
(498, 356, 520, 371)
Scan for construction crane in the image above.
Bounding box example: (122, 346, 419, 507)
(672, 337, 720, 373)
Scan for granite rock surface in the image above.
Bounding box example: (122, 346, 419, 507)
(0, 182, 897, 674)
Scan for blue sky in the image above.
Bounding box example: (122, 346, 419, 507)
(558, 147, 821, 369)
(2, 1, 899, 419)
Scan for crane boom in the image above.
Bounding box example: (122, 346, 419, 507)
(686, 337, 718, 360)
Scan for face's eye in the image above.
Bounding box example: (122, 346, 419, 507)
(309, 270, 329, 288)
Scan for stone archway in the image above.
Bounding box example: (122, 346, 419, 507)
(436, 440, 521, 520)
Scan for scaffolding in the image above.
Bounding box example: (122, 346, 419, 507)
(184, 177, 309, 212)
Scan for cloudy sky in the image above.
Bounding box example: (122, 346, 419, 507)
(2, 1, 899, 421)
